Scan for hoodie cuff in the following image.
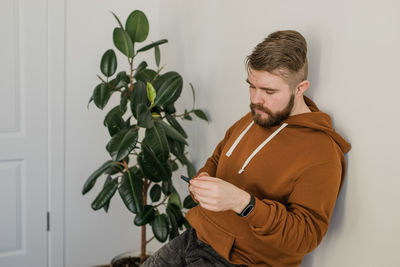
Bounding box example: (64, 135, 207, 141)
(242, 197, 270, 228)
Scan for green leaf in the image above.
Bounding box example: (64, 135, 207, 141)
(104, 106, 125, 136)
(155, 46, 160, 67)
(166, 203, 184, 239)
(120, 95, 128, 114)
(136, 103, 154, 129)
(168, 159, 179, 172)
(125, 117, 132, 129)
(125, 10, 149, 43)
(138, 144, 172, 182)
(163, 104, 176, 114)
(168, 191, 182, 209)
(183, 195, 198, 209)
(183, 109, 192, 120)
(144, 121, 169, 162)
(137, 39, 168, 52)
(153, 75, 183, 107)
(146, 82, 156, 105)
(166, 205, 179, 240)
(190, 83, 195, 110)
(130, 81, 150, 118)
(150, 184, 162, 202)
(152, 214, 169, 242)
(194, 109, 208, 122)
(106, 128, 139, 161)
(113, 27, 134, 58)
(185, 158, 196, 179)
(119, 167, 143, 213)
(135, 69, 157, 83)
(100, 49, 117, 77)
(137, 152, 160, 183)
(91, 178, 118, 210)
(162, 180, 173, 195)
(102, 176, 113, 212)
(93, 83, 112, 110)
(184, 218, 192, 230)
(134, 61, 148, 78)
(116, 71, 130, 83)
(111, 11, 124, 29)
(152, 112, 161, 118)
(156, 120, 187, 145)
(109, 76, 128, 91)
(168, 202, 184, 226)
(82, 160, 115, 194)
(134, 205, 155, 226)
(153, 72, 179, 91)
(165, 114, 187, 138)
(104, 161, 124, 175)
(87, 96, 93, 109)
(168, 139, 186, 165)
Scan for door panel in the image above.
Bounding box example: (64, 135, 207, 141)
(0, 0, 48, 266)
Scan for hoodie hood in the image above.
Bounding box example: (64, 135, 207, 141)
(225, 95, 351, 175)
(284, 96, 351, 153)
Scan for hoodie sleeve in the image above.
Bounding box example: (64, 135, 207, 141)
(243, 161, 343, 255)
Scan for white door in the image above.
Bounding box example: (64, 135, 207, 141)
(0, 0, 49, 266)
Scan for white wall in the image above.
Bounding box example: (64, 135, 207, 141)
(63, 0, 400, 266)
(155, 0, 400, 266)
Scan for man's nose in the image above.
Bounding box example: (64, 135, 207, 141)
(251, 88, 264, 105)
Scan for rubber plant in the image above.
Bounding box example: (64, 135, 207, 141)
(82, 10, 207, 265)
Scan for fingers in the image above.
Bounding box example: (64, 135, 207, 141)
(196, 172, 209, 178)
(191, 176, 219, 185)
(194, 192, 229, 212)
(191, 191, 220, 211)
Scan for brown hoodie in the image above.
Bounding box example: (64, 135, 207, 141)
(186, 96, 351, 267)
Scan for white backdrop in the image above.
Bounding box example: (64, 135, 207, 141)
(63, 0, 400, 266)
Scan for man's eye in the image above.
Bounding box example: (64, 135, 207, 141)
(265, 91, 274, 95)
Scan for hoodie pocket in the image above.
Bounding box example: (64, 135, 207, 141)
(195, 210, 236, 261)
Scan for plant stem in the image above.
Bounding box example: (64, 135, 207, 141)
(173, 109, 194, 118)
(140, 178, 150, 264)
(146, 236, 155, 245)
(151, 64, 165, 83)
(129, 58, 135, 93)
(154, 194, 169, 208)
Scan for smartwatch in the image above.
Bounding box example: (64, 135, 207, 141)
(237, 195, 255, 217)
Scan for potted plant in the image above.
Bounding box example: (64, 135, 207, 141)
(82, 9, 207, 266)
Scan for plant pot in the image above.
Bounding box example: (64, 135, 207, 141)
(111, 251, 151, 267)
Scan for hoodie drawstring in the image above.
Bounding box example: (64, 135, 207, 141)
(226, 121, 254, 157)
(226, 122, 288, 174)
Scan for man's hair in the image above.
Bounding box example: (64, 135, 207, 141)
(246, 30, 308, 90)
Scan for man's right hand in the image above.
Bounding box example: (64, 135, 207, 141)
(196, 172, 210, 178)
(189, 172, 210, 203)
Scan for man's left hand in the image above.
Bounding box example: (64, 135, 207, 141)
(189, 176, 250, 213)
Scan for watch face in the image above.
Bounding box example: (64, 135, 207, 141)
(242, 204, 254, 217)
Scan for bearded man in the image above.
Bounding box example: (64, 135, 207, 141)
(142, 30, 351, 267)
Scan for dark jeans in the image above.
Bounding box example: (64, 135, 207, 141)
(142, 228, 247, 267)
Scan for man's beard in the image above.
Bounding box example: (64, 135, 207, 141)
(250, 94, 295, 128)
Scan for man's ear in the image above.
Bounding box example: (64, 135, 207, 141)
(295, 80, 310, 96)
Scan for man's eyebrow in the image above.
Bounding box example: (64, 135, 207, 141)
(245, 79, 279, 91)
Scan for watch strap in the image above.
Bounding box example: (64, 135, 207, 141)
(237, 194, 255, 217)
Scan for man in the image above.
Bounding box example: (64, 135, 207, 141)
(143, 30, 351, 267)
